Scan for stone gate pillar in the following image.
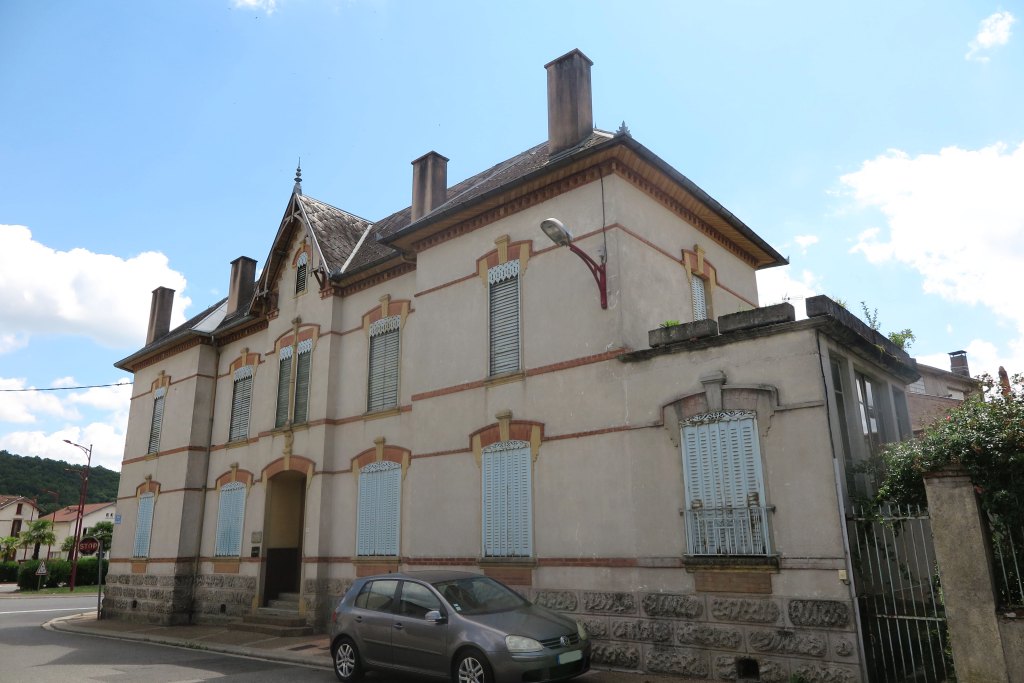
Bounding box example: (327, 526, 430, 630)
(923, 466, 1008, 683)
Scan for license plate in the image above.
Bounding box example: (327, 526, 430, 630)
(557, 650, 582, 664)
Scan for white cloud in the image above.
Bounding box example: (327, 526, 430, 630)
(0, 423, 126, 472)
(794, 235, 819, 252)
(966, 11, 1015, 62)
(756, 266, 821, 316)
(0, 377, 80, 423)
(0, 225, 191, 350)
(233, 0, 277, 13)
(916, 338, 1024, 379)
(843, 142, 1024, 375)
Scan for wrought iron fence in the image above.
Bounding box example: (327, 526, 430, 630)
(849, 504, 953, 683)
(684, 506, 772, 556)
(989, 516, 1024, 611)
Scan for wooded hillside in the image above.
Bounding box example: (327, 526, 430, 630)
(0, 450, 120, 516)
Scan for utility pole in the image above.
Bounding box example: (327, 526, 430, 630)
(62, 440, 92, 592)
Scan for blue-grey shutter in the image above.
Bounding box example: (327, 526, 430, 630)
(367, 316, 400, 412)
(228, 366, 253, 442)
(488, 262, 520, 376)
(147, 388, 165, 454)
(293, 339, 312, 424)
(214, 482, 246, 557)
(356, 461, 401, 556)
(275, 346, 293, 428)
(133, 492, 155, 558)
(691, 275, 707, 321)
(295, 252, 308, 294)
(481, 441, 532, 557)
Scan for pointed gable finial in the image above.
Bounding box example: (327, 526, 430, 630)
(616, 121, 631, 137)
(293, 159, 303, 195)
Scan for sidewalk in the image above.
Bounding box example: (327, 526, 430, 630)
(46, 610, 699, 683)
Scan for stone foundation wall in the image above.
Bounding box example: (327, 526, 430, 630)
(102, 573, 195, 625)
(191, 574, 258, 622)
(302, 577, 354, 630)
(530, 589, 860, 683)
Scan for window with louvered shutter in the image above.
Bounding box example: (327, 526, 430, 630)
(228, 366, 253, 442)
(147, 387, 165, 454)
(681, 412, 769, 555)
(214, 482, 246, 557)
(691, 275, 707, 321)
(367, 316, 400, 412)
(275, 346, 293, 428)
(133, 492, 155, 558)
(293, 339, 312, 424)
(488, 261, 520, 376)
(481, 441, 532, 557)
(356, 461, 401, 556)
(295, 252, 308, 294)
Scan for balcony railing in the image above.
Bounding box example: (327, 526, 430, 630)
(685, 506, 773, 556)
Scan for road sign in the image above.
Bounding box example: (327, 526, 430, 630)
(78, 537, 100, 556)
(35, 562, 48, 576)
(114, 513, 121, 525)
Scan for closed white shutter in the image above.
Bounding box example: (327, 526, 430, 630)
(293, 340, 312, 424)
(356, 461, 401, 556)
(228, 366, 253, 442)
(214, 482, 246, 557)
(148, 388, 165, 454)
(275, 346, 293, 428)
(488, 262, 520, 376)
(133, 492, 155, 558)
(691, 275, 707, 321)
(295, 252, 308, 294)
(482, 441, 532, 557)
(367, 316, 400, 412)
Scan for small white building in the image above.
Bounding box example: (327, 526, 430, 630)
(40, 502, 117, 559)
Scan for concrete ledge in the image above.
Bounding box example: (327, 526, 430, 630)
(718, 303, 795, 334)
(648, 320, 718, 348)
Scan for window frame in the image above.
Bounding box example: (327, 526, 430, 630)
(228, 365, 254, 442)
(691, 274, 708, 321)
(214, 481, 247, 557)
(487, 261, 521, 377)
(481, 440, 533, 558)
(293, 339, 312, 424)
(147, 387, 166, 454)
(132, 492, 155, 558)
(275, 346, 293, 429)
(356, 460, 402, 557)
(295, 251, 308, 295)
(367, 316, 401, 412)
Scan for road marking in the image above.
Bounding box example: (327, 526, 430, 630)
(0, 607, 94, 615)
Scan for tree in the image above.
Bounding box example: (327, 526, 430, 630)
(860, 301, 916, 351)
(90, 521, 114, 550)
(0, 536, 19, 562)
(17, 520, 56, 561)
(60, 535, 76, 555)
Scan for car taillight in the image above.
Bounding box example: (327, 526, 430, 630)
(330, 610, 338, 623)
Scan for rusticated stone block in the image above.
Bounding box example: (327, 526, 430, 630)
(710, 597, 780, 624)
(832, 636, 855, 658)
(591, 643, 640, 669)
(611, 619, 672, 643)
(791, 663, 856, 683)
(580, 617, 608, 639)
(787, 600, 850, 628)
(676, 623, 742, 650)
(714, 655, 787, 683)
(642, 593, 703, 619)
(748, 629, 826, 657)
(534, 590, 578, 612)
(645, 646, 709, 678)
(583, 591, 636, 614)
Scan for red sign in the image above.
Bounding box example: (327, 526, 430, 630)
(78, 538, 100, 556)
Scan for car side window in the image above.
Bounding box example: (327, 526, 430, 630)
(359, 579, 399, 613)
(399, 581, 442, 619)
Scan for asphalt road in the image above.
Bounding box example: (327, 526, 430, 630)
(0, 594, 332, 683)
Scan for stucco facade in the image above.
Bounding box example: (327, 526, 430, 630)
(107, 51, 920, 682)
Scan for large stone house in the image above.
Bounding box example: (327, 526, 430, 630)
(108, 50, 920, 681)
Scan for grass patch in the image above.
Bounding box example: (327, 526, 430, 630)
(16, 585, 100, 595)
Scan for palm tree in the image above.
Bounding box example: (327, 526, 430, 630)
(0, 536, 19, 562)
(18, 520, 56, 561)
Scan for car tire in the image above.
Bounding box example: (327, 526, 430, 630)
(331, 636, 363, 682)
(453, 649, 493, 683)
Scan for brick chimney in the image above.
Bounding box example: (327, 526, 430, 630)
(545, 49, 594, 155)
(410, 151, 449, 222)
(227, 256, 257, 316)
(146, 287, 175, 345)
(949, 350, 970, 377)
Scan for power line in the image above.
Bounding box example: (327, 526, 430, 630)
(0, 382, 133, 393)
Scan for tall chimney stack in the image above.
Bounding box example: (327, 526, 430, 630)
(411, 151, 449, 222)
(545, 49, 594, 155)
(227, 256, 257, 316)
(949, 350, 970, 377)
(146, 287, 175, 345)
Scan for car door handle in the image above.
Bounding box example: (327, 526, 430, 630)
(354, 616, 363, 623)
(393, 622, 404, 630)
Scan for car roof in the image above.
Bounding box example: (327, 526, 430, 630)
(359, 570, 483, 584)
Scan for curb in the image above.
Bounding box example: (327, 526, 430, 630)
(45, 613, 332, 671)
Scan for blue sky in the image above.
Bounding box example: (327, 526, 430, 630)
(2, 1, 1022, 471)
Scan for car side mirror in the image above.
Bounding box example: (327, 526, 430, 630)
(425, 610, 447, 624)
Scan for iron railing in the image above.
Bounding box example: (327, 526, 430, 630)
(684, 506, 772, 556)
(989, 516, 1024, 611)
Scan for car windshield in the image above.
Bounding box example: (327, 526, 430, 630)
(432, 576, 528, 615)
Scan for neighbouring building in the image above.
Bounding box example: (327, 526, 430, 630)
(107, 50, 923, 681)
(1, 495, 40, 561)
(40, 502, 117, 560)
(905, 351, 979, 435)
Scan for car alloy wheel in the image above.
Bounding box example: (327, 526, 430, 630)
(455, 651, 491, 683)
(333, 637, 362, 682)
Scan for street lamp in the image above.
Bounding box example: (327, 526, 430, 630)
(62, 439, 92, 592)
(539, 218, 608, 309)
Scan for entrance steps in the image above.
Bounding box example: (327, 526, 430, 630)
(237, 592, 313, 637)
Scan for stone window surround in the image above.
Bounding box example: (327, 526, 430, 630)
(681, 245, 716, 322)
(292, 242, 312, 296)
(272, 324, 319, 430)
(361, 295, 412, 416)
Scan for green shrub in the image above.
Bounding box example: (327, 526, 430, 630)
(74, 557, 109, 586)
(17, 559, 73, 589)
(0, 562, 19, 582)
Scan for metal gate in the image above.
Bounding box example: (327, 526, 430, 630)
(848, 505, 955, 682)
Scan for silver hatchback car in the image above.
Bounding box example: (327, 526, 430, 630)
(328, 570, 591, 683)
